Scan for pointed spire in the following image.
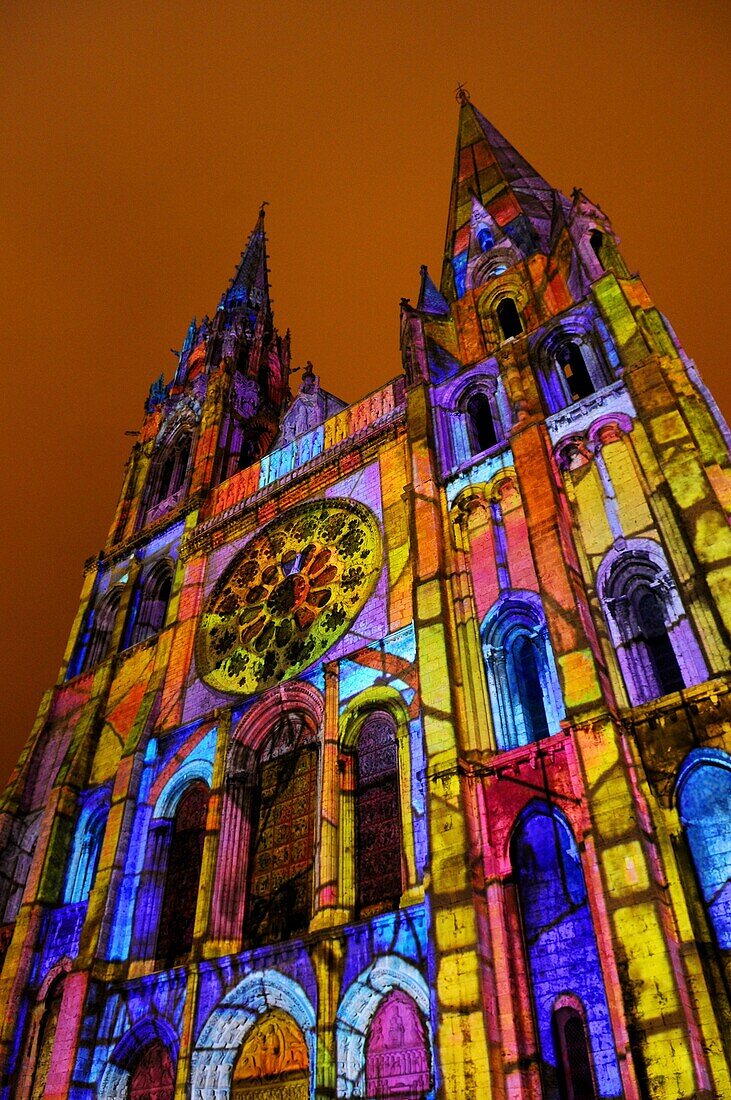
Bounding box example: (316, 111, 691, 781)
(220, 204, 271, 316)
(417, 265, 449, 314)
(441, 97, 569, 298)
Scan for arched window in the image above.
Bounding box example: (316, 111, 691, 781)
(62, 801, 108, 904)
(356, 712, 403, 916)
(244, 720, 318, 947)
(677, 754, 731, 950)
(155, 781, 208, 968)
(366, 990, 430, 1099)
(482, 593, 564, 751)
(513, 635, 550, 741)
(511, 804, 621, 1099)
(28, 978, 64, 1100)
(600, 550, 688, 704)
(477, 226, 494, 252)
(129, 1041, 175, 1100)
(142, 431, 192, 526)
(552, 1006, 597, 1100)
(589, 229, 605, 268)
(497, 297, 523, 339)
(556, 343, 594, 402)
(82, 587, 122, 671)
(126, 562, 173, 647)
(465, 392, 497, 454)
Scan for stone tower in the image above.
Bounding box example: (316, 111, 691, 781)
(1, 95, 730, 1100)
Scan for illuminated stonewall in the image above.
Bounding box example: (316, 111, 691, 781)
(1, 91, 731, 1100)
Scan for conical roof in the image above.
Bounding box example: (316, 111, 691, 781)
(441, 97, 570, 298)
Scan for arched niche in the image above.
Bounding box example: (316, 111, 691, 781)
(365, 990, 430, 1099)
(190, 969, 316, 1100)
(336, 956, 432, 1099)
(231, 1008, 309, 1100)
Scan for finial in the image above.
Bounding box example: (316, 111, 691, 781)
(259, 200, 269, 218)
(455, 82, 471, 106)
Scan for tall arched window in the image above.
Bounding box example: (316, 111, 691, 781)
(482, 592, 564, 751)
(599, 549, 691, 705)
(126, 562, 173, 647)
(28, 978, 64, 1100)
(129, 1041, 175, 1100)
(465, 392, 497, 454)
(155, 781, 208, 968)
(511, 804, 621, 1099)
(141, 431, 192, 526)
(366, 990, 430, 1099)
(552, 1006, 597, 1100)
(244, 720, 318, 947)
(81, 587, 122, 672)
(677, 753, 731, 950)
(589, 229, 605, 268)
(497, 297, 523, 339)
(356, 712, 403, 916)
(556, 343, 594, 402)
(63, 800, 108, 904)
(512, 634, 550, 741)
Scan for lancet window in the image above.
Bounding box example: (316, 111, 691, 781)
(140, 430, 192, 527)
(125, 561, 173, 648)
(677, 752, 731, 951)
(510, 803, 621, 1099)
(75, 586, 122, 674)
(481, 592, 564, 751)
(62, 798, 108, 904)
(599, 548, 689, 704)
(497, 297, 523, 339)
(244, 720, 318, 947)
(155, 781, 208, 968)
(355, 711, 403, 916)
(589, 229, 605, 268)
(464, 391, 498, 454)
(556, 342, 594, 402)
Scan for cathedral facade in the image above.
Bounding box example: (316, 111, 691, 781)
(1, 95, 730, 1100)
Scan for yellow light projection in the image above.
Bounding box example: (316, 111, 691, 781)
(197, 499, 382, 695)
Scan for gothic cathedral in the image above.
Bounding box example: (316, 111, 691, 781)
(1, 94, 730, 1100)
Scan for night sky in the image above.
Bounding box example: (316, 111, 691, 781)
(1, 2, 729, 785)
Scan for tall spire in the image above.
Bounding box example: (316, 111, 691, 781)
(441, 94, 569, 299)
(220, 203, 271, 316)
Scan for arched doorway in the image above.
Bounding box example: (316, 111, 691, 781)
(129, 1041, 174, 1100)
(365, 990, 430, 1099)
(232, 1009, 309, 1100)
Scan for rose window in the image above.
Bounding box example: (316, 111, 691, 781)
(197, 499, 382, 695)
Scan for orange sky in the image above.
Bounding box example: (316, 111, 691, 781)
(1, 1, 729, 785)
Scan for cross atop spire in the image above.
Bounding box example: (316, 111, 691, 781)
(220, 205, 271, 316)
(441, 97, 570, 299)
(455, 82, 471, 106)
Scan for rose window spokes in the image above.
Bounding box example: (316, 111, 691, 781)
(198, 500, 382, 695)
